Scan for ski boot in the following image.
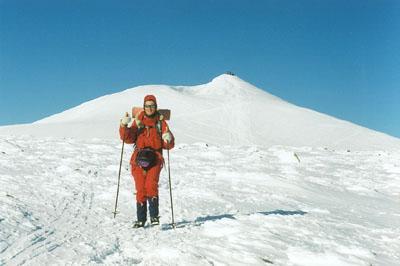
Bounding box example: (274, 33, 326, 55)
(133, 220, 146, 228)
(150, 216, 160, 226)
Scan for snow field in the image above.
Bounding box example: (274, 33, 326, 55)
(1, 136, 400, 265)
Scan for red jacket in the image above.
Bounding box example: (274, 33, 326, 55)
(119, 111, 175, 165)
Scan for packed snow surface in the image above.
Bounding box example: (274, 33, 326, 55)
(1, 136, 399, 265)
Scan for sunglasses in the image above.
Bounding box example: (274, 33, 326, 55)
(144, 104, 156, 109)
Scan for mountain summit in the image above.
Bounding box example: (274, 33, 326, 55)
(189, 74, 278, 99)
(1, 74, 399, 150)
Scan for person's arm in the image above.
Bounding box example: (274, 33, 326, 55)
(119, 112, 137, 144)
(161, 120, 174, 149)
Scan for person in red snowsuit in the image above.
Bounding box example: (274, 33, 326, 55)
(119, 95, 175, 227)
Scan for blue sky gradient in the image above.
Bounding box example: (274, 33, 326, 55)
(1, 0, 399, 137)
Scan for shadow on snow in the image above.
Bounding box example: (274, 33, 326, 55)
(163, 209, 307, 230)
(257, 209, 307, 216)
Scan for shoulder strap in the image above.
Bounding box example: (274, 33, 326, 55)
(135, 111, 145, 128)
(156, 112, 164, 137)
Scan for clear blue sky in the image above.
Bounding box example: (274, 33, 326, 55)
(1, 0, 399, 138)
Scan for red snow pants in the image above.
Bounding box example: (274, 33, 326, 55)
(131, 162, 162, 203)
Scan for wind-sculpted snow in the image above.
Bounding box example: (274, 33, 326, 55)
(1, 137, 399, 265)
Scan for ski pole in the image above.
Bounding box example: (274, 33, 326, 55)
(113, 130, 126, 218)
(166, 145, 176, 228)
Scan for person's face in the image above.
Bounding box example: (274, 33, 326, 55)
(144, 100, 157, 116)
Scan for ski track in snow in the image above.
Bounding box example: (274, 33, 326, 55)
(1, 137, 400, 265)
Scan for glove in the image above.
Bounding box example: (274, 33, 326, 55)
(120, 112, 131, 127)
(162, 132, 172, 143)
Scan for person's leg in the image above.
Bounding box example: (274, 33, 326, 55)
(145, 164, 161, 220)
(148, 196, 159, 220)
(132, 166, 147, 224)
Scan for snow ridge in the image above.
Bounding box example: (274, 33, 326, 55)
(0, 74, 399, 151)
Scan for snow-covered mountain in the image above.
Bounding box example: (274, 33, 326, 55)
(1, 75, 400, 265)
(1, 74, 399, 150)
